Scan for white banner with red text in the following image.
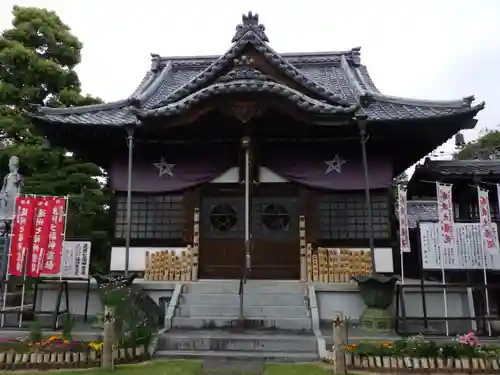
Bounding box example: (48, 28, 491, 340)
(397, 185, 411, 253)
(420, 222, 500, 270)
(436, 183, 456, 269)
(478, 187, 499, 255)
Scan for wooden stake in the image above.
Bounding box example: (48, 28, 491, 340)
(102, 305, 115, 369)
(332, 312, 347, 374)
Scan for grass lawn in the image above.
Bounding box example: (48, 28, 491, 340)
(263, 363, 333, 375)
(8, 360, 335, 375)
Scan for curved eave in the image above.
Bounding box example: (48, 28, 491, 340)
(24, 104, 139, 127)
(155, 35, 351, 109)
(351, 61, 475, 109)
(338, 55, 485, 123)
(133, 80, 358, 119)
(21, 61, 175, 127)
(364, 101, 485, 123)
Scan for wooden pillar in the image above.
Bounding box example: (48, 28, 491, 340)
(102, 305, 116, 369)
(299, 215, 307, 282)
(192, 207, 200, 281)
(300, 188, 317, 244)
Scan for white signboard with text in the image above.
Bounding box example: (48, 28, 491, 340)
(420, 222, 500, 270)
(61, 241, 91, 279)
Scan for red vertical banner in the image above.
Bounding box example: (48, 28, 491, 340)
(27, 197, 54, 277)
(40, 197, 66, 275)
(8, 196, 36, 277)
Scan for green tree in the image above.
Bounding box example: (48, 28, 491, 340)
(394, 171, 409, 184)
(454, 129, 500, 160)
(0, 6, 110, 273)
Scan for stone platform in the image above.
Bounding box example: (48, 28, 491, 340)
(158, 280, 318, 361)
(156, 329, 318, 362)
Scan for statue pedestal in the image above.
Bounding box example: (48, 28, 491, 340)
(353, 274, 399, 333)
(360, 307, 393, 332)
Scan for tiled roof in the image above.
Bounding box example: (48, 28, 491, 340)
(26, 12, 484, 127)
(414, 159, 500, 177)
(407, 200, 438, 228)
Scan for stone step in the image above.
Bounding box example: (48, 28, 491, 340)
(181, 293, 306, 307)
(158, 330, 317, 352)
(171, 316, 312, 331)
(177, 304, 307, 318)
(186, 281, 305, 295)
(155, 349, 318, 362)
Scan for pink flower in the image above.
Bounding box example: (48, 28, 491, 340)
(458, 332, 479, 347)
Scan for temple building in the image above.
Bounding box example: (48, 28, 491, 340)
(408, 158, 500, 222)
(26, 12, 484, 280)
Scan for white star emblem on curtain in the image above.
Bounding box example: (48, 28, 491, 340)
(153, 157, 175, 177)
(324, 154, 347, 174)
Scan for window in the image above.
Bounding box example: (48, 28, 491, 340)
(114, 194, 184, 239)
(201, 198, 244, 239)
(210, 204, 238, 232)
(252, 198, 298, 239)
(261, 203, 291, 232)
(317, 192, 390, 240)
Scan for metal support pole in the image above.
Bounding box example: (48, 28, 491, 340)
(244, 141, 251, 272)
(239, 136, 251, 321)
(124, 126, 135, 276)
(357, 115, 375, 260)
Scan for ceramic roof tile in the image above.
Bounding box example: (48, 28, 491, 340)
(407, 201, 438, 228)
(27, 12, 484, 126)
(415, 160, 500, 176)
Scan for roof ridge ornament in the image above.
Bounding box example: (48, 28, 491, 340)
(232, 11, 269, 43)
(350, 47, 361, 65)
(218, 55, 268, 83)
(462, 95, 475, 107)
(150, 53, 161, 71)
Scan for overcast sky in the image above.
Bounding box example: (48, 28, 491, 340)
(1, 0, 499, 162)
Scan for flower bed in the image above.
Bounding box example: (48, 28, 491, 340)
(0, 336, 148, 370)
(343, 333, 500, 373)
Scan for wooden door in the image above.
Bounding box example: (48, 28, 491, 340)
(249, 184, 300, 279)
(199, 186, 244, 279)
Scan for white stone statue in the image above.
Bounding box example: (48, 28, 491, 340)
(0, 156, 23, 220)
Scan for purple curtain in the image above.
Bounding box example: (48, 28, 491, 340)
(109, 145, 236, 192)
(262, 144, 393, 190)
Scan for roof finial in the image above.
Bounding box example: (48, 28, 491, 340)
(232, 11, 269, 43)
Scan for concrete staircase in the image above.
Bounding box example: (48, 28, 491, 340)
(156, 280, 318, 361)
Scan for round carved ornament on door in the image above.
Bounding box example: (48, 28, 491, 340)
(262, 203, 290, 231)
(210, 204, 237, 232)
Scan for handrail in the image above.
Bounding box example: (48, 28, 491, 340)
(238, 240, 250, 320)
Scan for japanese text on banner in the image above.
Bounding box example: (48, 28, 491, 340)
(8, 196, 35, 277)
(398, 186, 411, 252)
(478, 187, 499, 254)
(28, 197, 54, 277)
(62, 241, 91, 279)
(436, 183, 456, 268)
(40, 197, 66, 275)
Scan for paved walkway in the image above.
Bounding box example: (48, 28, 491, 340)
(201, 358, 264, 375)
